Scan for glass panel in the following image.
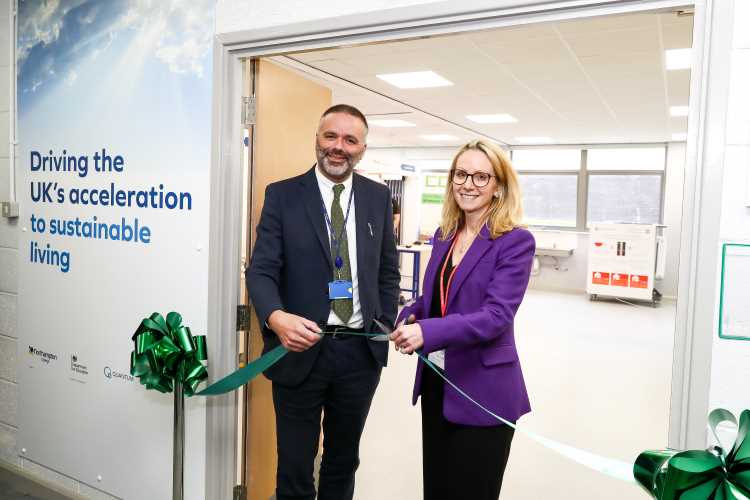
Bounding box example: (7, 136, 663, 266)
(587, 147, 665, 171)
(512, 149, 581, 171)
(587, 174, 662, 225)
(519, 174, 578, 227)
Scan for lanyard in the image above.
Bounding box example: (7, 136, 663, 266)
(320, 185, 354, 276)
(439, 236, 460, 317)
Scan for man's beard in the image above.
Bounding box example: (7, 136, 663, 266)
(316, 143, 358, 180)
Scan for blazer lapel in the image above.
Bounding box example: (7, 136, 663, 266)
(301, 166, 333, 271)
(446, 225, 493, 309)
(421, 231, 452, 313)
(353, 174, 369, 274)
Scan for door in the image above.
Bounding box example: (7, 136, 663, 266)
(240, 57, 332, 500)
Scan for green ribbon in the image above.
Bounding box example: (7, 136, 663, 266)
(130, 312, 208, 396)
(195, 330, 388, 394)
(130, 317, 388, 397)
(195, 344, 287, 396)
(127, 319, 644, 485)
(635, 408, 750, 499)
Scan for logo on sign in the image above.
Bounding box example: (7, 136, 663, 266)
(103, 366, 134, 382)
(28, 345, 57, 364)
(70, 354, 89, 377)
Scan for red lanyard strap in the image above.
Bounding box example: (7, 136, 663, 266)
(440, 237, 460, 317)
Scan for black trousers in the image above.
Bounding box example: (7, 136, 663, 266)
(272, 335, 381, 500)
(421, 366, 515, 500)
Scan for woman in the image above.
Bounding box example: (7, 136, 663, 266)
(390, 139, 535, 500)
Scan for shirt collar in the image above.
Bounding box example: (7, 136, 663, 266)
(315, 164, 354, 194)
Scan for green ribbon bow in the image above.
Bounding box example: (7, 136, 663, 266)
(635, 408, 750, 499)
(130, 312, 208, 396)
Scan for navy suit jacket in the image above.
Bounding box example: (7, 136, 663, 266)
(247, 166, 400, 386)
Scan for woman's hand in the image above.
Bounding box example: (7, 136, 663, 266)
(390, 316, 423, 355)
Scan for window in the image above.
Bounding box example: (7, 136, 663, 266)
(518, 174, 578, 227)
(512, 148, 581, 228)
(512, 149, 581, 170)
(587, 174, 662, 224)
(512, 145, 666, 231)
(587, 147, 665, 171)
(586, 147, 665, 227)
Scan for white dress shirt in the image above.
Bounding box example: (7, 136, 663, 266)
(315, 166, 364, 328)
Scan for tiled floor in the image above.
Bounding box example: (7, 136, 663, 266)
(356, 289, 676, 499)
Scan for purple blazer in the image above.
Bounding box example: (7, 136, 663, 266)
(398, 226, 535, 426)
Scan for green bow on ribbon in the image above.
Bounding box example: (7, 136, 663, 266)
(130, 312, 208, 396)
(635, 408, 750, 499)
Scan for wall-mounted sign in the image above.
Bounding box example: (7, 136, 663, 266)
(17, 2, 214, 498)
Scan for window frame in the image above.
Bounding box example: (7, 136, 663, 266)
(512, 143, 668, 232)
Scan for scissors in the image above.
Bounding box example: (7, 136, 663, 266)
(371, 318, 392, 341)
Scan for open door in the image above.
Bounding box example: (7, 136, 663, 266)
(240, 58, 332, 500)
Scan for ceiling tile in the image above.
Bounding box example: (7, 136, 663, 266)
(556, 12, 657, 35)
(277, 9, 693, 145)
(563, 28, 660, 58)
(661, 24, 693, 50)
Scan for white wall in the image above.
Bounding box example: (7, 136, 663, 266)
(0, 0, 19, 469)
(217, 0, 448, 34)
(708, 0, 750, 422)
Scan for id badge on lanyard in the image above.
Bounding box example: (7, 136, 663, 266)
(329, 280, 353, 299)
(322, 186, 354, 300)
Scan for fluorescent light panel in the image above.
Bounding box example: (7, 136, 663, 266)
(466, 114, 517, 124)
(376, 71, 453, 89)
(665, 48, 692, 70)
(419, 134, 459, 141)
(369, 119, 416, 128)
(670, 106, 689, 117)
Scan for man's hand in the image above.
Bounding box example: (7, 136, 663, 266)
(267, 310, 322, 352)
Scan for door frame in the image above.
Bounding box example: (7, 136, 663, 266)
(206, 0, 724, 497)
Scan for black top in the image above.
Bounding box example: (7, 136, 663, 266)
(429, 241, 455, 318)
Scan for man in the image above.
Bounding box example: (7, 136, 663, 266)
(247, 104, 400, 500)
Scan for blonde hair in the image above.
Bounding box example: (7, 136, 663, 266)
(439, 139, 524, 240)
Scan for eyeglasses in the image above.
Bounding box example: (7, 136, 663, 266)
(451, 169, 496, 187)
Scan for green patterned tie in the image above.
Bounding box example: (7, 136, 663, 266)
(331, 184, 353, 324)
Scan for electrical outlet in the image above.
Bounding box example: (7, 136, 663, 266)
(1, 202, 19, 218)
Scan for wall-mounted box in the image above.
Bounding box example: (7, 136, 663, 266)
(1, 202, 19, 218)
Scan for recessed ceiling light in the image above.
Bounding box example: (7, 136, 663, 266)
(671, 133, 688, 141)
(419, 134, 459, 141)
(670, 106, 689, 117)
(466, 114, 518, 124)
(376, 71, 453, 89)
(515, 136, 553, 144)
(665, 48, 692, 70)
(369, 119, 416, 128)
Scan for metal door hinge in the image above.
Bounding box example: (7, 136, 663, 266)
(237, 304, 251, 331)
(241, 96, 256, 126)
(233, 484, 247, 500)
